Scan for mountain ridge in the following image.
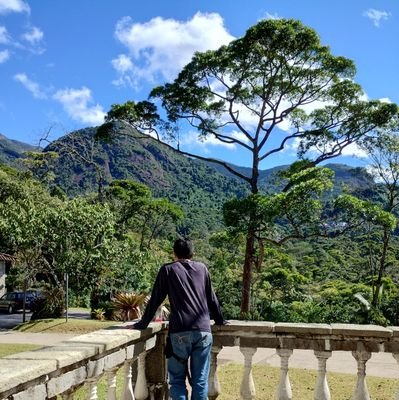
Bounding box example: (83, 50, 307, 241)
(0, 129, 377, 231)
(0, 133, 37, 167)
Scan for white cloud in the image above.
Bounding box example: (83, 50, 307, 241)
(0, 0, 30, 14)
(180, 131, 233, 151)
(14, 73, 47, 99)
(0, 49, 9, 63)
(22, 26, 43, 44)
(53, 87, 106, 125)
(112, 12, 234, 87)
(111, 54, 135, 87)
(282, 137, 368, 159)
(0, 26, 10, 44)
(340, 142, 368, 158)
(363, 8, 391, 27)
(281, 137, 301, 155)
(264, 12, 281, 20)
(180, 129, 250, 151)
(112, 53, 133, 73)
(0, 24, 44, 55)
(14, 72, 105, 127)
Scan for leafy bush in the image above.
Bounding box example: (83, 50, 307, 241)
(30, 286, 64, 320)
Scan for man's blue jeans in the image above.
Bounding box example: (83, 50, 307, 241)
(168, 330, 213, 400)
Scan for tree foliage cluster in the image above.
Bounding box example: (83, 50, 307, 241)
(0, 164, 182, 313)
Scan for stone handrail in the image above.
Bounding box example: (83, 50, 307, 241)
(1, 321, 398, 399)
(210, 321, 399, 400)
(0, 322, 169, 400)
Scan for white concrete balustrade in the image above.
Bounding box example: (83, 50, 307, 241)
(1, 321, 399, 399)
(0, 323, 168, 400)
(211, 322, 399, 400)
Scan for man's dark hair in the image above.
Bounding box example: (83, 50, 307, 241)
(173, 238, 194, 259)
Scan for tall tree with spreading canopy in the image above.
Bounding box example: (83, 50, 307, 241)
(358, 127, 399, 309)
(100, 19, 398, 314)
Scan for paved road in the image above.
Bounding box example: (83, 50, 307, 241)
(0, 310, 32, 330)
(0, 308, 90, 331)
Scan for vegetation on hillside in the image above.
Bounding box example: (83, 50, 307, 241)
(41, 126, 248, 235)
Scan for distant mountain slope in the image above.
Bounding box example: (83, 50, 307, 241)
(43, 126, 249, 233)
(208, 161, 375, 194)
(0, 133, 36, 167)
(0, 129, 378, 231)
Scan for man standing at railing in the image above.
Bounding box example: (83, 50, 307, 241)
(132, 238, 226, 400)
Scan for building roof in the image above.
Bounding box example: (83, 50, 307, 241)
(0, 253, 16, 262)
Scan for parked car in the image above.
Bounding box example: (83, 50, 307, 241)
(0, 290, 41, 313)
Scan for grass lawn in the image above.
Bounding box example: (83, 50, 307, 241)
(217, 363, 396, 400)
(0, 343, 40, 358)
(1, 315, 120, 359)
(13, 318, 120, 334)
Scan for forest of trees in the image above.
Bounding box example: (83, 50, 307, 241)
(1, 18, 399, 326)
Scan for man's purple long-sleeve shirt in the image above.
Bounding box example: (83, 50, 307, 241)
(136, 259, 224, 333)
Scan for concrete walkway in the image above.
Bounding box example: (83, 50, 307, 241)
(0, 332, 397, 379)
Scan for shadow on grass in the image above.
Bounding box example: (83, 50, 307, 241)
(14, 319, 67, 332)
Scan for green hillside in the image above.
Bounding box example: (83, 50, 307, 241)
(43, 126, 249, 233)
(208, 161, 375, 195)
(0, 128, 379, 233)
(0, 133, 37, 167)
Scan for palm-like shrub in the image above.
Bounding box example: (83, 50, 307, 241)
(30, 286, 64, 320)
(111, 292, 147, 321)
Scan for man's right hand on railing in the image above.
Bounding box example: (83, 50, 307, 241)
(126, 319, 147, 330)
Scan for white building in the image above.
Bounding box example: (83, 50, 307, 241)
(0, 253, 15, 297)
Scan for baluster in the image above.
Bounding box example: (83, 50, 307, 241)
(86, 378, 98, 400)
(239, 346, 257, 400)
(393, 353, 399, 400)
(134, 352, 149, 400)
(208, 345, 222, 400)
(276, 348, 293, 400)
(352, 350, 371, 400)
(105, 368, 118, 400)
(123, 360, 135, 400)
(314, 350, 331, 400)
(148, 384, 155, 400)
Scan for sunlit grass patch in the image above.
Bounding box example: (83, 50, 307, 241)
(217, 363, 396, 400)
(0, 343, 40, 358)
(14, 318, 120, 334)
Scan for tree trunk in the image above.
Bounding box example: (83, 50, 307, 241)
(241, 155, 259, 319)
(240, 231, 256, 315)
(371, 228, 390, 308)
(240, 156, 259, 316)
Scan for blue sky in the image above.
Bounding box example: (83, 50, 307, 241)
(0, 0, 398, 169)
